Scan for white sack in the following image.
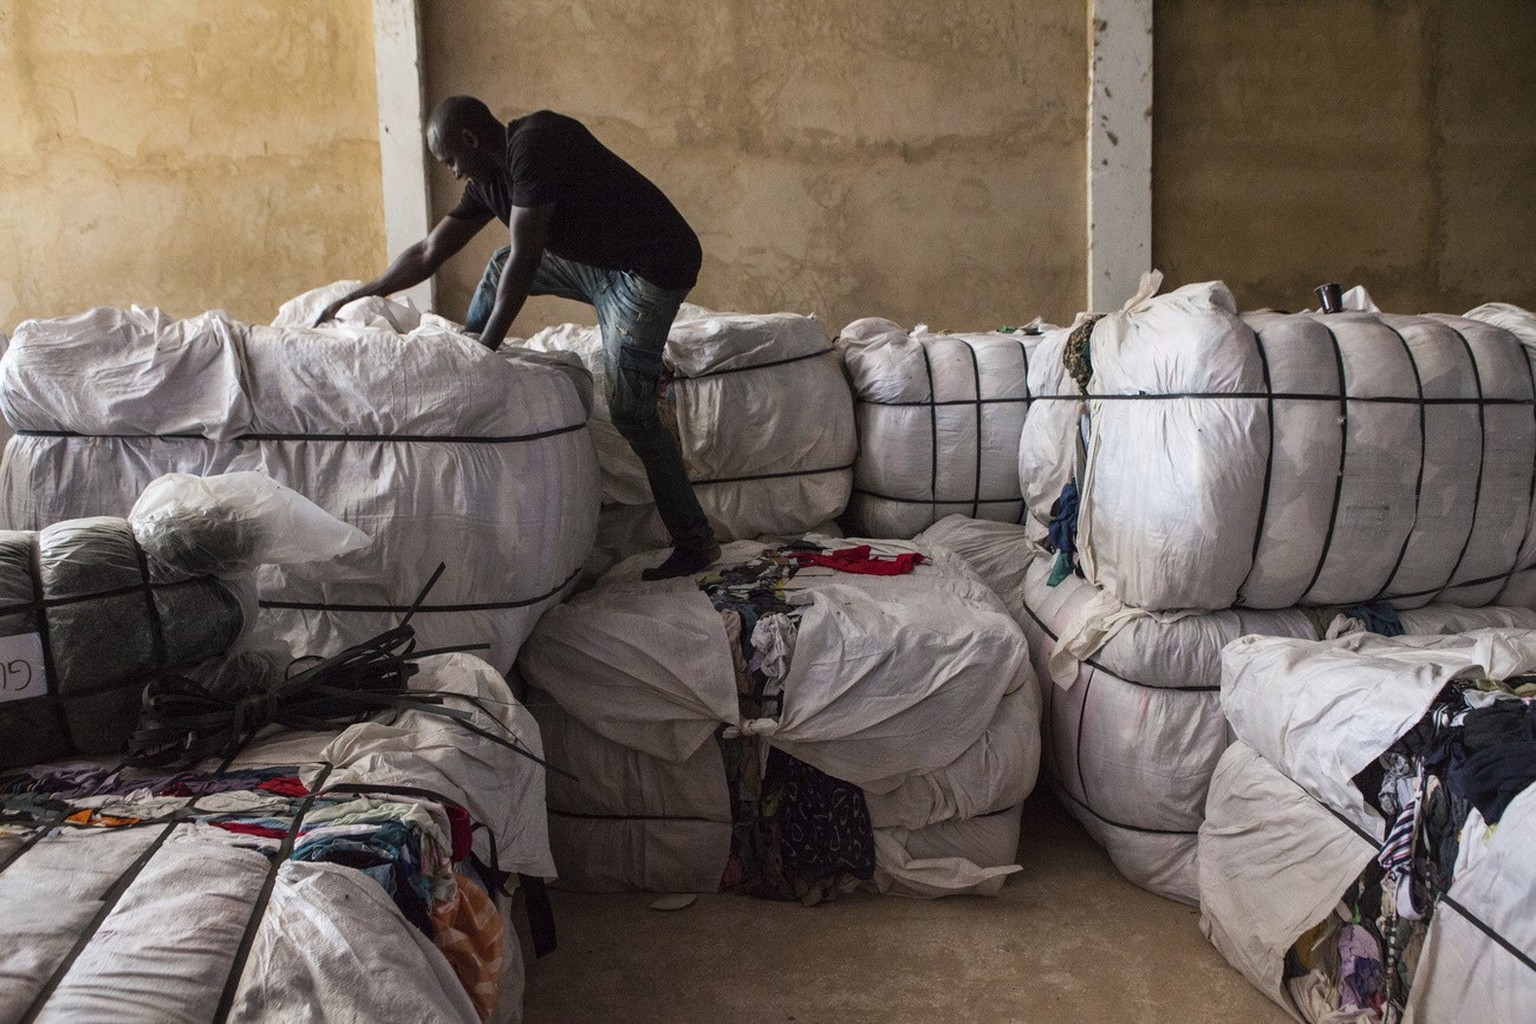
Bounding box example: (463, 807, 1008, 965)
(534, 691, 1024, 896)
(518, 538, 1031, 790)
(922, 514, 1536, 904)
(1035, 276, 1536, 611)
(838, 318, 1039, 538)
(0, 298, 600, 670)
(516, 307, 854, 555)
(1197, 740, 1379, 1015)
(1221, 629, 1536, 838)
(1200, 740, 1536, 1024)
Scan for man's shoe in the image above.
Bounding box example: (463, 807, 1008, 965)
(641, 542, 722, 581)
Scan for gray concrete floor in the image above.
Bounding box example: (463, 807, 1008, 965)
(524, 791, 1292, 1023)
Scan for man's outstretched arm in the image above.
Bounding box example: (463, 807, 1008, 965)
(473, 202, 554, 351)
(313, 212, 490, 325)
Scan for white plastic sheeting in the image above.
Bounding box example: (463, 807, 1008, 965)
(1020, 275, 1536, 612)
(520, 538, 1032, 789)
(837, 318, 1039, 538)
(1202, 630, 1536, 1024)
(515, 307, 855, 561)
(0, 653, 546, 1024)
(0, 296, 600, 671)
(518, 536, 1036, 896)
(914, 514, 1536, 904)
(530, 685, 1027, 897)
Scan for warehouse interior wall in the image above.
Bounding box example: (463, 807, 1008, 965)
(3, 1, 1533, 337)
(1154, 0, 1536, 313)
(419, 1, 1088, 335)
(0, 1, 384, 333)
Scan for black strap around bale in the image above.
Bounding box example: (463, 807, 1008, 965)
(850, 488, 1024, 507)
(518, 874, 558, 958)
(688, 461, 854, 488)
(17, 817, 185, 1023)
(1244, 329, 1278, 585)
(15, 750, 252, 1022)
(18, 422, 589, 445)
(682, 347, 834, 380)
(921, 345, 939, 522)
(1299, 324, 1350, 604)
(212, 762, 334, 1023)
(967, 339, 983, 518)
(1031, 391, 1536, 407)
(1046, 777, 1198, 838)
(1370, 321, 1430, 602)
(1433, 325, 1490, 602)
(259, 563, 583, 615)
(1308, 771, 1536, 977)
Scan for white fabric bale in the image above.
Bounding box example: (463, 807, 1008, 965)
(520, 537, 1035, 896)
(1201, 633, 1536, 1024)
(0, 651, 548, 1022)
(519, 537, 1031, 790)
(1197, 740, 1378, 1015)
(1222, 630, 1536, 837)
(916, 514, 1536, 904)
(1017, 320, 1087, 550)
(1031, 275, 1536, 611)
(535, 690, 1025, 897)
(515, 306, 855, 556)
(0, 298, 600, 671)
(837, 317, 1040, 538)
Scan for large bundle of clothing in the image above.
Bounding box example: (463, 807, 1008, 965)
(517, 536, 1038, 900)
(0, 652, 553, 1024)
(515, 307, 855, 570)
(1019, 274, 1536, 612)
(837, 318, 1040, 538)
(0, 516, 245, 768)
(0, 294, 599, 670)
(1201, 631, 1536, 1024)
(916, 514, 1536, 903)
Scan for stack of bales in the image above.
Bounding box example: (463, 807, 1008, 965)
(517, 537, 1040, 899)
(0, 295, 599, 670)
(968, 274, 1536, 902)
(515, 306, 856, 572)
(836, 318, 1041, 538)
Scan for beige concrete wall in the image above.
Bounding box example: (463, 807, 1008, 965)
(0, 0, 384, 333)
(419, 1, 1087, 336)
(1154, 0, 1536, 313)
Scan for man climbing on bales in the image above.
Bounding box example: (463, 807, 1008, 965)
(317, 96, 719, 580)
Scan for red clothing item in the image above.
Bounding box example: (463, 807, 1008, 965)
(444, 804, 474, 862)
(211, 821, 288, 839)
(256, 777, 310, 798)
(789, 545, 926, 576)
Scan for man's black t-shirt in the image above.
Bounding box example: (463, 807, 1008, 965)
(447, 110, 702, 290)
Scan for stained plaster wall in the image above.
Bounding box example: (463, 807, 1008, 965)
(419, 1, 1087, 337)
(1154, 0, 1536, 313)
(0, 0, 384, 334)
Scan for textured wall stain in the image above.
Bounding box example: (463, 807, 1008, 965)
(1153, 0, 1536, 312)
(421, 0, 1087, 333)
(0, 0, 384, 331)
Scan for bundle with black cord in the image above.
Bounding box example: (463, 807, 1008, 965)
(127, 563, 572, 785)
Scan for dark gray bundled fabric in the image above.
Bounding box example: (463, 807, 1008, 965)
(0, 517, 244, 768)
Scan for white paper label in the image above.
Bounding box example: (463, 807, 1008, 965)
(0, 632, 47, 704)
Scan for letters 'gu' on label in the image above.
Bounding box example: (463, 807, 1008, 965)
(0, 633, 47, 704)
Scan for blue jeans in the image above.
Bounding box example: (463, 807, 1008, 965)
(468, 247, 714, 550)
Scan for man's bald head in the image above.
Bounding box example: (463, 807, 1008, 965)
(427, 96, 506, 183)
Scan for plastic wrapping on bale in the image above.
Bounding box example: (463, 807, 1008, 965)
(1020, 274, 1536, 612)
(914, 513, 1536, 904)
(838, 318, 1041, 538)
(0, 519, 244, 766)
(0, 293, 600, 671)
(516, 306, 855, 561)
